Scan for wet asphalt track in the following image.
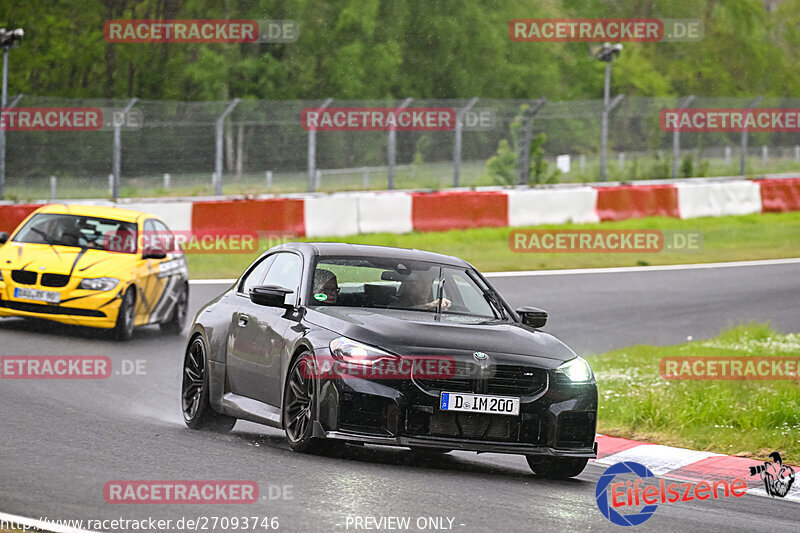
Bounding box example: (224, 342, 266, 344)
(1, 260, 799, 533)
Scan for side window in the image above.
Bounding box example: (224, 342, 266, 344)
(149, 219, 173, 253)
(262, 253, 303, 293)
(151, 219, 172, 237)
(240, 255, 276, 294)
(143, 219, 157, 253)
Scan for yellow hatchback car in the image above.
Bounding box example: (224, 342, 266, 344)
(0, 204, 189, 340)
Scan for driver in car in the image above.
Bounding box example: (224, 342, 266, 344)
(30, 215, 84, 247)
(313, 269, 339, 304)
(394, 271, 451, 311)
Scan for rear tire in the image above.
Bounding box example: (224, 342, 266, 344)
(161, 284, 188, 335)
(113, 288, 136, 341)
(526, 455, 588, 479)
(182, 335, 236, 432)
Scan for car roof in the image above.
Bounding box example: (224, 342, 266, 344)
(32, 204, 156, 224)
(278, 242, 472, 268)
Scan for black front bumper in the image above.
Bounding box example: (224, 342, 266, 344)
(312, 350, 598, 458)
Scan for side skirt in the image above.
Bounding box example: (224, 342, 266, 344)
(220, 392, 283, 429)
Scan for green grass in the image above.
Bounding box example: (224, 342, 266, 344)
(593, 324, 800, 464)
(185, 211, 800, 278)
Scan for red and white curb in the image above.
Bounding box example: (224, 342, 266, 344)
(593, 435, 800, 502)
(3, 176, 800, 238)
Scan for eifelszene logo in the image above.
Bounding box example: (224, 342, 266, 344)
(596, 462, 658, 527)
(596, 461, 748, 526)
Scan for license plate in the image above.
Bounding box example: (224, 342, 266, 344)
(14, 287, 60, 304)
(439, 392, 520, 416)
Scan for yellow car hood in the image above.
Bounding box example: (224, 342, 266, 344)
(0, 242, 139, 280)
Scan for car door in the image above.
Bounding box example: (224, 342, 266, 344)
(227, 252, 305, 406)
(146, 219, 188, 324)
(249, 252, 304, 405)
(133, 218, 172, 325)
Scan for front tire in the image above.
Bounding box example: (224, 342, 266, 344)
(526, 455, 588, 479)
(283, 353, 320, 452)
(113, 288, 136, 341)
(161, 284, 188, 335)
(182, 335, 236, 432)
(282, 352, 349, 455)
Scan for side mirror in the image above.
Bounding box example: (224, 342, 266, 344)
(250, 285, 294, 308)
(0, 232, 8, 245)
(516, 306, 547, 328)
(143, 248, 167, 260)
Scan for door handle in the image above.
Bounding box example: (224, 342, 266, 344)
(238, 314, 249, 327)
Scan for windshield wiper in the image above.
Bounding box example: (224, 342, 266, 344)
(28, 227, 55, 244)
(466, 269, 506, 319)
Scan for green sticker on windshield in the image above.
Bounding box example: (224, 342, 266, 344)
(314, 293, 328, 301)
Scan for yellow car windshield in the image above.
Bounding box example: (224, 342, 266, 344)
(13, 213, 138, 253)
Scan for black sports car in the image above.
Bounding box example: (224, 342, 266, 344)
(181, 243, 597, 478)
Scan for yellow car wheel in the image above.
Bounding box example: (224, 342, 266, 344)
(113, 289, 136, 341)
(160, 284, 188, 335)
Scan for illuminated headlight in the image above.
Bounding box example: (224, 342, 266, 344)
(329, 337, 398, 366)
(78, 277, 119, 291)
(556, 356, 594, 383)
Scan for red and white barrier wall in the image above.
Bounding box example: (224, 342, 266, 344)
(2, 177, 800, 237)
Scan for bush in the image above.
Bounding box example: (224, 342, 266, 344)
(486, 104, 560, 186)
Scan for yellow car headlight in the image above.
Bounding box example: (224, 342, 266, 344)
(78, 277, 119, 291)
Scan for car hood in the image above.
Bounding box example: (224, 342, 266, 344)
(303, 306, 578, 368)
(0, 242, 138, 279)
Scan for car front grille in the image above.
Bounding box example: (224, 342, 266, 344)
(404, 407, 544, 444)
(556, 411, 596, 448)
(339, 392, 392, 436)
(487, 366, 548, 396)
(11, 270, 37, 285)
(415, 362, 548, 397)
(0, 300, 105, 317)
(41, 273, 70, 287)
(429, 411, 514, 440)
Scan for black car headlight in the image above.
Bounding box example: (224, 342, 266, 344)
(556, 356, 594, 383)
(329, 337, 399, 367)
(78, 277, 119, 291)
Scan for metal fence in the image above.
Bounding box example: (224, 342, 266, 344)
(4, 95, 800, 200)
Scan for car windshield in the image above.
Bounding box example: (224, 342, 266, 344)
(311, 257, 505, 319)
(12, 213, 138, 253)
